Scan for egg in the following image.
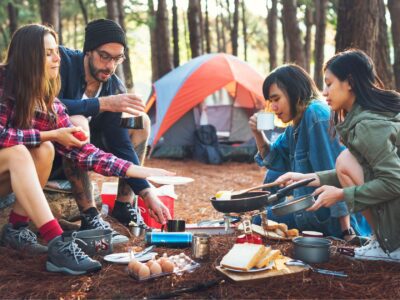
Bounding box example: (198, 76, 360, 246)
(128, 259, 142, 274)
(215, 191, 232, 200)
(137, 264, 150, 279)
(149, 262, 162, 275)
(158, 257, 168, 265)
(161, 260, 175, 273)
(146, 260, 155, 267)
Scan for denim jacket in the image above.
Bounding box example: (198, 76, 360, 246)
(255, 100, 371, 237)
(58, 46, 126, 117)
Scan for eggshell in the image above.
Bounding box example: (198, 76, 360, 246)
(137, 264, 150, 279)
(149, 262, 162, 275)
(161, 260, 175, 273)
(146, 260, 155, 267)
(128, 260, 141, 274)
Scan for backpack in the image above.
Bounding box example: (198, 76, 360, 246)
(193, 125, 223, 164)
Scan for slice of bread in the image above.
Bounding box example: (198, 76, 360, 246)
(264, 219, 279, 231)
(286, 228, 299, 237)
(255, 246, 272, 268)
(255, 249, 281, 268)
(277, 223, 288, 232)
(221, 243, 266, 271)
(274, 228, 286, 237)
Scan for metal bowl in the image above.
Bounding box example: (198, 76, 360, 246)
(75, 229, 113, 256)
(292, 237, 332, 263)
(271, 194, 315, 216)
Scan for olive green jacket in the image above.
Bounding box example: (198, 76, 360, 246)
(317, 103, 400, 252)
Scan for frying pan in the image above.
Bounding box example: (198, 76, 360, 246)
(210, 178, 315, 213)
(271, 194, 315, 216)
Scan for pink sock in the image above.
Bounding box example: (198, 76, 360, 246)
(39, 219, 63, 242)
(9, 210, 30, 226)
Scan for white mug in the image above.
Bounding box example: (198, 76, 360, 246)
(257, 112, 275, 131)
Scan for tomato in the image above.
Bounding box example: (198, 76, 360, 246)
(73, 131, 87, 141)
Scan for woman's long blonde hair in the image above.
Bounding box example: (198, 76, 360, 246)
(2, 24, 60, 128)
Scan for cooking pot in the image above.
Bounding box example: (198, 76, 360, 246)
(74, 229, 113, 256)
(292, 236, 332, 263)
(271, 194, 315, 216)
(210, 178, 315, 213)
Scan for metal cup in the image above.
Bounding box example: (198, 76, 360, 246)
(191, 233, 210, 260)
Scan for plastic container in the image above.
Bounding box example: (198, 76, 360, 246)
(138, 196, 175, 228)
(100, 182, 118, 213)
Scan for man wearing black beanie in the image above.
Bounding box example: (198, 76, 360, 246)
(49, 19, 171, 242)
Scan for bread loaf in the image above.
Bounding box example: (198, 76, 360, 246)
(255, 249, 281, 268)
(220, 243, 266, 271)
(286, 228, 299, 237)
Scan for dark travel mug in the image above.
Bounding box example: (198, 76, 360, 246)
(120, 115, 144, 129)
(161, 219, 186, 232)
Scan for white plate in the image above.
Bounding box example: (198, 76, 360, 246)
(147, 176, 194, 185)
(103, 252, 157, 264)
(221, 262, 274, 273)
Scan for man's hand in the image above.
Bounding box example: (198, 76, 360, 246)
(276, 172, 320, 187)
(99, 93, 145, 116)
(139, 188, 171, 225)
(307, 185, 344, 211)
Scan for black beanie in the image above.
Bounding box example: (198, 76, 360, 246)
(83, 19, 126, 53)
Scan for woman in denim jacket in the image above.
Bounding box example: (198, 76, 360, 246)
(278, 50, 400, 262)
(249, 64, 370, 239)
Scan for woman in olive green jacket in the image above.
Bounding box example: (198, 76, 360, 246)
(277, 49, 400, 262)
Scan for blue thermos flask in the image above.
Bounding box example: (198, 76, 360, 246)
(145, 232, 193, 247)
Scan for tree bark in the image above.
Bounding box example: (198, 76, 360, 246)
(282, 0, 306, 68)
(280, 16, 290, 64)
(217, 0, 226, 52)
(388, 0, 400, 90)
(156, 0, 173, 78)
(188, 0, 202, 58)
(7, 2, 18, 36)
(205, 0, 211, 53)
(117, 0, 134, 90)
(241, 0, 247, 61)
(313, 0, 327, 89)
(267, 0, 278, 70)
(335, 0, 379, 57)
(336, 0, 393, 88)
(40, 0, 60, 33)
(78, 0, 89, 25)
(148, 0, 158, 82)
(106, 0, 125, 84)
(231, 0, 239, 56)
(182, 8, 191, 60)
(172, 0, 180, 66)
(304, 5, 314, 73)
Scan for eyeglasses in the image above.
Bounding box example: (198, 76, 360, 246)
(94, 49, 126, 64)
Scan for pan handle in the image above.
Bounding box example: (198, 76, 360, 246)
(275, 178, 316, 199)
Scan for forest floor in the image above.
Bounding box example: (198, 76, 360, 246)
(0, 159, 399, 299)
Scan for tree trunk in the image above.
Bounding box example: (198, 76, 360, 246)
(241, 0, 247, 61)
(182, 8, 191, 60)
(117, 0, 134, 90)
(188, 0, 202, 58)
(218, 0, 226, 52)
(267, 0, 278, 70)
(280, 17, 290, 64)
(106, 0, 125, 84)
(335, 0, 379, 58)
(172, 0, 180, 66)
(205, 0, 211, 53)
(198, 0, 204, 54)
(388, 0, 400, 90)
(231, 0, 239, 56)
(304, 5, 314, 73)
(148, 0, 158, 82)
(78, 0, 89, 25)
(374, 0, 394, 89)
(156, 0, 173, 78)
(313, 0, 327, 90)
(282, 0, 306, 68)
(40, 0, 60, 33)
(7, 2, 18, 36)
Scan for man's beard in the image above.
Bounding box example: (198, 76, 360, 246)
(88, 56, 114, 83)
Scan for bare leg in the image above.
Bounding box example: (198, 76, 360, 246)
(0, 145, 54, 228)
(64, 115, 96, 212)
(117, 114, 151, 203)
(336, 149, 375, 230)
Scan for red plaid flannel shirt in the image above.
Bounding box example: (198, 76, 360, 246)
(0, 68, 132, 177)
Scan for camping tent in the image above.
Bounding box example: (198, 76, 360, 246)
(146, 53, 271, 161)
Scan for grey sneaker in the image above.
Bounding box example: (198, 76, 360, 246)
(46, 233, 102, 275)
(80, 214, 129, 245)
(0, 224, 47, 254)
